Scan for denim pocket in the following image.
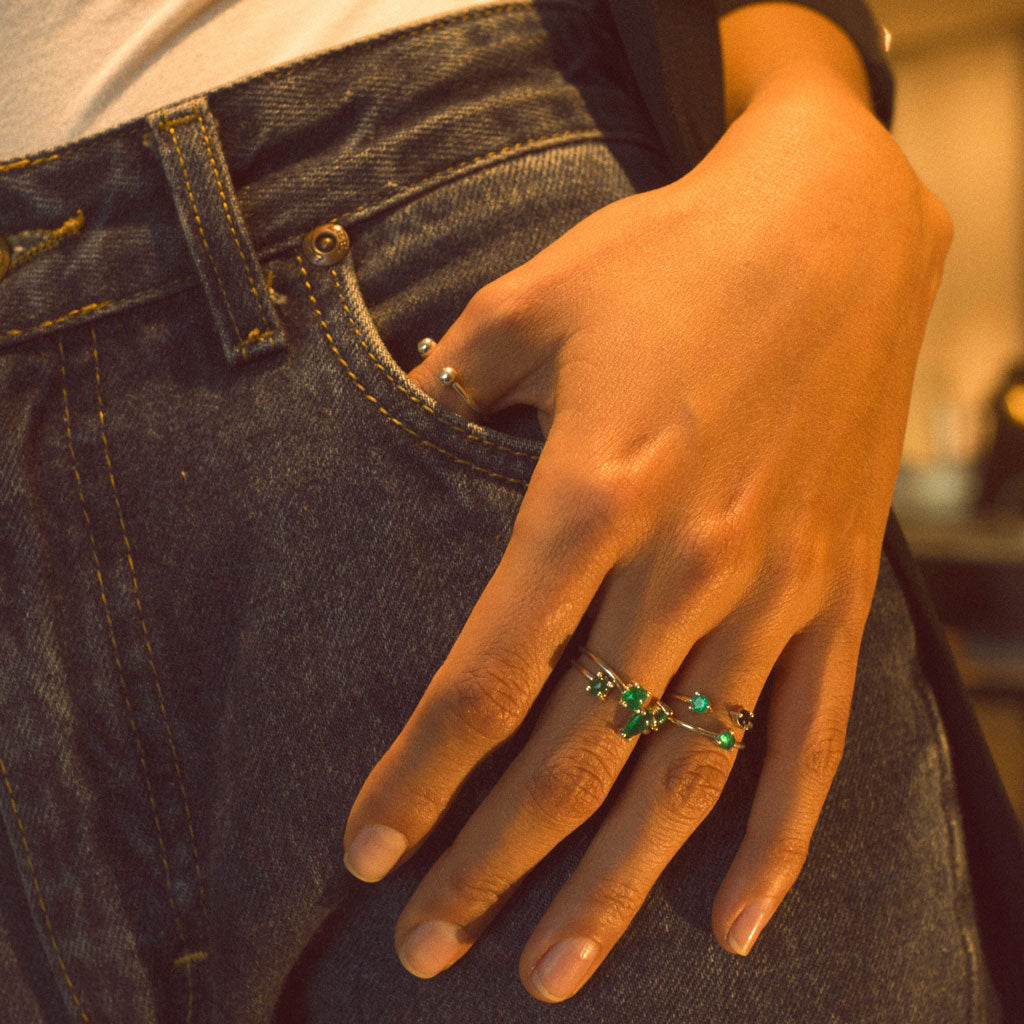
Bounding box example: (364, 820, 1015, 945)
(281, 137, 667, 476)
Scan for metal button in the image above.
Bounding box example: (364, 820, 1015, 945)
(302, 222, 350, 266)
(0, 235, 10, 283)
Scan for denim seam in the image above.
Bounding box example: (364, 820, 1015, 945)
(90, 337, 212, 940)
(158, 118, 249, 357)
(327, 266, 540, 461)
(0, 759, 92, 1022)
(195, 107, 270, 336)
(7, 210, 85, 272)
(1, 133, 653, 343)
(59, 338, 196, 1015)
(1, 280, 193, 340)
(328, 130, 655, 229)
(298, 256, 530, 487)
(0, 152, 61, 173)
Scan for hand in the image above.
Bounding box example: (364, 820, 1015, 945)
(342, 62, 951, 1001)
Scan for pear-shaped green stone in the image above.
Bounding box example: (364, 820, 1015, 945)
(620, 711, 650, 739)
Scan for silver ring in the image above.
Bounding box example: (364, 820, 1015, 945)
(438, 366, 483, 414)
(657, 706, 745, 751)
(416, 338, 483, 414)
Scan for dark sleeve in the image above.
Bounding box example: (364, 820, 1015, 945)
(711, 0, 894, 127)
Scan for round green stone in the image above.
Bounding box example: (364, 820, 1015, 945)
(717, 731, 736, 750)
(691, 693, 709, 713)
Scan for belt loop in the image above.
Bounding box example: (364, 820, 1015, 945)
(146, 97, 284, 365)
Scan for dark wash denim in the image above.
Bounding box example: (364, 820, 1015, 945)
(0, 3, 998, 1021)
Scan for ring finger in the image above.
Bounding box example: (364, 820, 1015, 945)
(516, 621, 788, 1002)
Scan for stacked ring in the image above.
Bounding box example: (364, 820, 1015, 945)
(572, 646, 753, 749)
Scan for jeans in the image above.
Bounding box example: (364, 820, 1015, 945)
(0, 3, 995, 1021)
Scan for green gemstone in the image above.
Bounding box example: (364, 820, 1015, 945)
(691, 693, 710, 713)
(649, 706, 669, 730)
(620, 711, 651, 739)
(620, 684, 650, 712)
(586, 672, 614, 699)
(717, 731, 736, 750)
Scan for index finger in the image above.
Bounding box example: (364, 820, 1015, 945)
(342, 445, 624, 882)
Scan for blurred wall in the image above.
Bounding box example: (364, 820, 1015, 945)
(873, 0, 1024, 508)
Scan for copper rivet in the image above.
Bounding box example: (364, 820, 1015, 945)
(302, 222, 350, 266)
(0, 235, 10, 284)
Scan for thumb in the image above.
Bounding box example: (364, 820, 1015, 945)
(406, 277, 557, 431)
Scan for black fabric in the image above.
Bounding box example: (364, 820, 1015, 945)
(605, 0, 894, 180)
(604, 0, 724, 174)
(883, 514, 1024, 1016)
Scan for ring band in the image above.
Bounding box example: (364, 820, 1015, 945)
(416, 337, 483, 415)
(659, 711, 745, 750)
(438, 366, 483, 414)
(573, 646, 750, 749)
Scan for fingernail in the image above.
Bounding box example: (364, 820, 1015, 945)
(727, 898, 774, 955)
(398, 920, 464, 978)
(343, 825, 407, 882)
(531, 938, 598, 1002)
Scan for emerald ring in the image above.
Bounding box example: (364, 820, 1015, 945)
(573, 646, 751, 749)
(573, 647, 668, 740)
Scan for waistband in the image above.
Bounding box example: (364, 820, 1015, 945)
(0, 0, 663, 359)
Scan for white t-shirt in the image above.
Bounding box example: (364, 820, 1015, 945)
(0, 0, 496, 159)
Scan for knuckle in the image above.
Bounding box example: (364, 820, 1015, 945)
(767, 830, 812, 887)
(525, 744, 617, 829)
(467, 270, 536, 335)
(656, 751, 730, 829)
(558, 470, 629, 536)
(445, 655, 534, 745)
(797, 720, 847, 789)
(443, 867, 514, 916)
(675, 515, 749, 594)
(586, 875, 649, 931)
(770, 528, 827, 590)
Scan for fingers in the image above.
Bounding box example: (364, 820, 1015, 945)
(342, 443, 623, 883)
(391, 663, 635, 979)
(710, 613, 865, 956)
(387, 549, 732, 981)
(519, 735, 741, 1002)
(512, 620, 780, 1001)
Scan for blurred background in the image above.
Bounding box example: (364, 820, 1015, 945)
(874, 0, 1024, 820)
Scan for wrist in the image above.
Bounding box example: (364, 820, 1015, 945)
(720, 2, 874, 126)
